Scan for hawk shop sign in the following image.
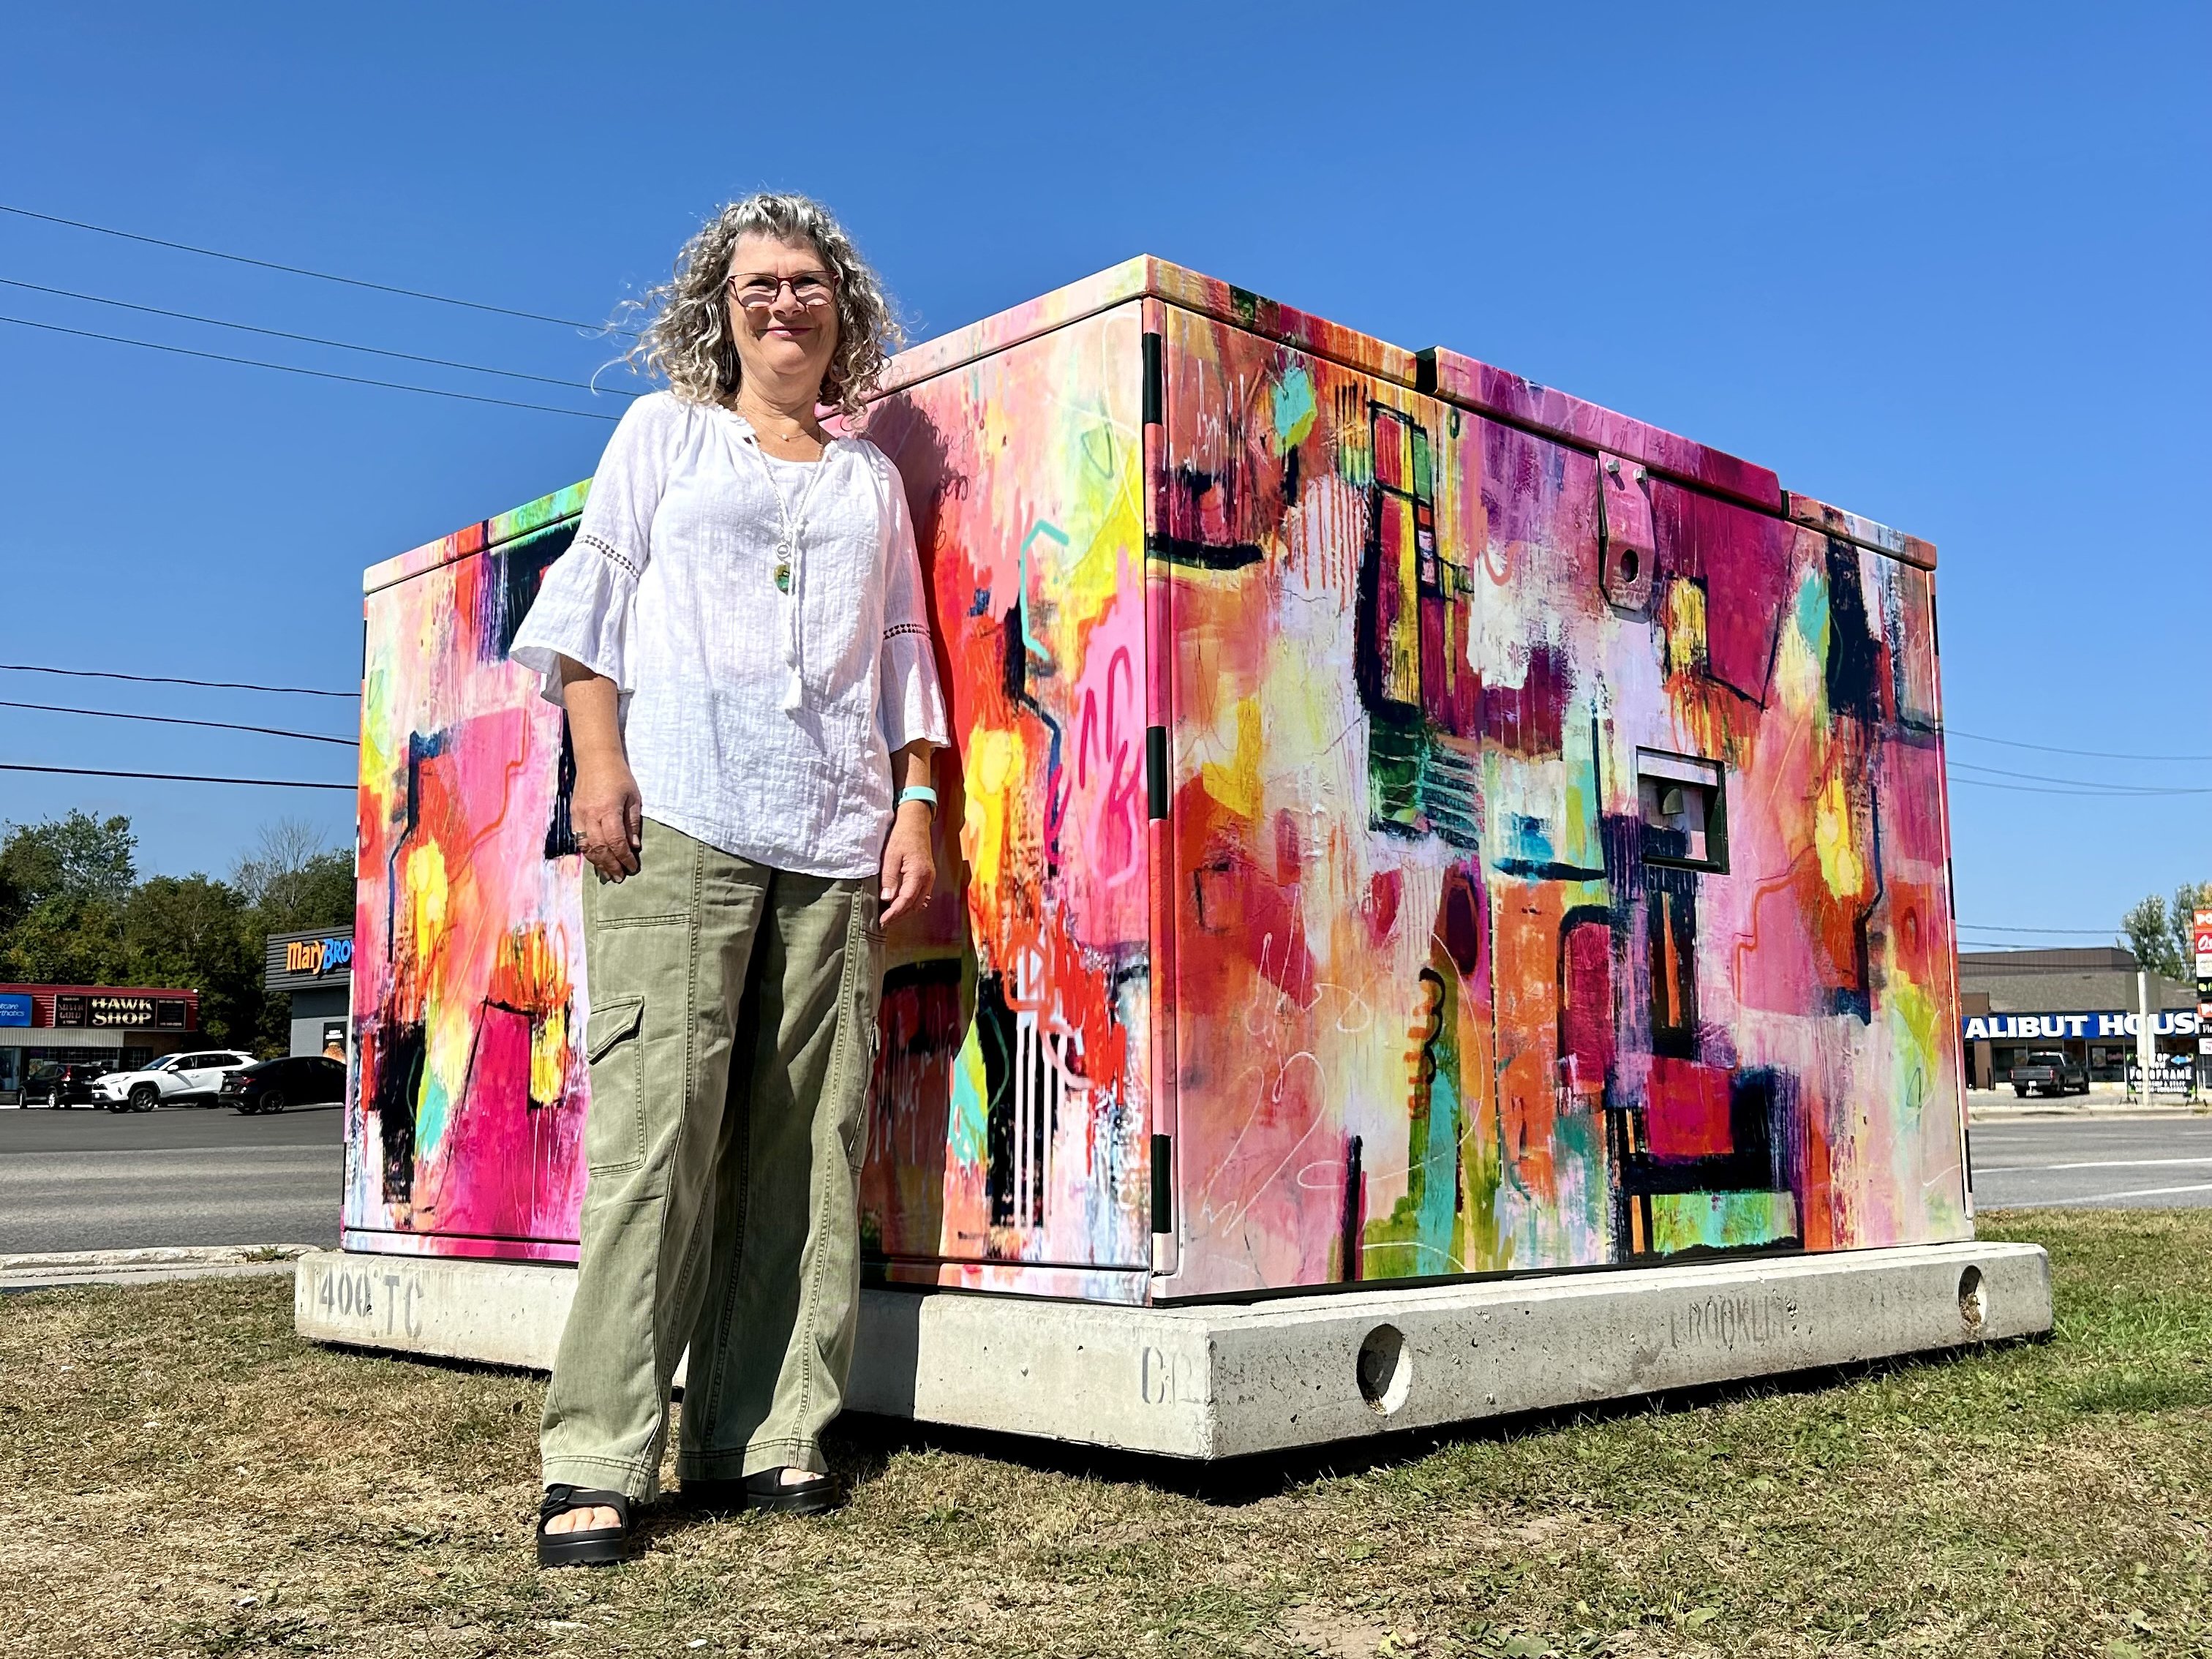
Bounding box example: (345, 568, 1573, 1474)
(89, 994, 155, 1028)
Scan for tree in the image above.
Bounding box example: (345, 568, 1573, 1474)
(234, 818, 353, 927)
(2120, 883, 2212, 982)
(0, 811, 138, 984)
(0, 810, 137, 906)
(0, 812, 358, 1056)
(124, 876, 259, 1047)
(233, 819, 358, 1055)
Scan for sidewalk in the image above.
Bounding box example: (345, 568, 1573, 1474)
(0, 1244, 316, 1293)
(1967, 1086, 2211, 1124)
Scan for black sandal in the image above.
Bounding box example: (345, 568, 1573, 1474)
(536, 1485, 634, 1567)
(742, 1467, 840, 1516)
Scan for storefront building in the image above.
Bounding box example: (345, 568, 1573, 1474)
(264, 926, 353, 1058)
(1957, 947, 2197, 1088)
(0, 984, 201, 1103)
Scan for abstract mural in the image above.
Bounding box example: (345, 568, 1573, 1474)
(348, 257, 1968, 1302)
(348, 486, 592, 1261)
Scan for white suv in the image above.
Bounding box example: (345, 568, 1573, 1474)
(92, 1050, 258, 1112)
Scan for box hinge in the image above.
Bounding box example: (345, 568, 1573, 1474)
(1597, 451, 1656, 612)
(1146, 724, 1169, 820)
(1150, 1132, 1173, 1233)
(1141, 331, 1163, 427)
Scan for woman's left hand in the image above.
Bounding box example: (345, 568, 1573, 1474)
(879, 802, 936, 926)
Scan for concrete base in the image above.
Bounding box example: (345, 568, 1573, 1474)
(296, 1241, 2050, 1460)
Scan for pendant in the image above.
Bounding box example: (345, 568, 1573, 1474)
(774, 560, 792, 593)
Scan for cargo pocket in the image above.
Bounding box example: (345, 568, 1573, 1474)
(839, 896, 887, 1175)
(582, 996, 647, 1175)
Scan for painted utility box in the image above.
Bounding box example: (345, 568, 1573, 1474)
(348, 257, 1965, 1309)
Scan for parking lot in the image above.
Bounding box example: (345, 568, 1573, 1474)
(0, 1101, 344, 1254)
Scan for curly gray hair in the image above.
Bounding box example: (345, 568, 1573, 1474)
(619, 193, 901, 418)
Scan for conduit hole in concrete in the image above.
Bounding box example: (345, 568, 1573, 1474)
(1957, 1265, 1987, 1331)
(1357, 1323, 1411, 1415)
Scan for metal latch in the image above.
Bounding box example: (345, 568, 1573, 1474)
(1598, 451, 1655, 612)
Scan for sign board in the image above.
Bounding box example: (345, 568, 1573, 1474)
(1962, 1009, 2202, 1040)
(0, 993, 29, 1028)
(88, 994, 154, 1029)
(52, 994, 87, 1028)
(2128, 1054, 2197, 1098)
(155, 998, 189, 1029)
(265, 928, 357, 993)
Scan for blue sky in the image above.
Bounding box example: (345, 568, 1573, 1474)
(1, 1, 2204, 948)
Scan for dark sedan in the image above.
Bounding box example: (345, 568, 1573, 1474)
(24, 1061, 111, 1107)
(220, 1055, 347, 1114)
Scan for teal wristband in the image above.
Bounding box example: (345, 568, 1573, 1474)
(898, 786, 938, 811)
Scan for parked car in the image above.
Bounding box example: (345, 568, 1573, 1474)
(220, 1055, 346, 1114)
(23, 1061, 111, 1108)
(2011, 1050, 2090, 1098)
(90, 1050, 258, 1112)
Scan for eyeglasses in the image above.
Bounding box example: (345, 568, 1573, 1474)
(725, 271, 838, 313)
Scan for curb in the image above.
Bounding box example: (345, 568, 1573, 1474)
(1968, 1105, 2212, 1124)
(0, 1244, 320, 1293)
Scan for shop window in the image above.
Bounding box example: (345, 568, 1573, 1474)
(1637, 749, 1727, 872)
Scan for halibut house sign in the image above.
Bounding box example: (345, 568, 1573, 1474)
(1962, 1009, 2204, 1040)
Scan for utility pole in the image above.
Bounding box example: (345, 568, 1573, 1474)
(2137, 969, 2160, 1099)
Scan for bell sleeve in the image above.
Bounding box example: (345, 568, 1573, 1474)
(509, 395, 676, 704)
(876, 459, 951, 754)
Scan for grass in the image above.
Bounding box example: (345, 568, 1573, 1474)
(3, 1211, 2211, 1658)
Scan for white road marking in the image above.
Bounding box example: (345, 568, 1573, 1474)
(1974, 1156, 2212, 1173)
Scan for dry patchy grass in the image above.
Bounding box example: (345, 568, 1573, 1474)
(3, 1211, 2211, 1658)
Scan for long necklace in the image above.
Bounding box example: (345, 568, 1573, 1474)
(740, 414, 830, 710)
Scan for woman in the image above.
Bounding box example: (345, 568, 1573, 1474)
(510, 193, 947, 1567)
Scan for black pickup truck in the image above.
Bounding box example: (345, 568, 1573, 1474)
(2011, 1050, 2090, 1097)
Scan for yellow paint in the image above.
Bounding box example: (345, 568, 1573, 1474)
(963, 724, 1026, 893)
(1813, 772, 1865, 897)
(1200, 697, 1264, 819)
(1056, 483, 1143, 634)
(1772, 576, 1829, 735)
(404, 840, 450, 947)
(533, 1004, 568, 1105)
(1661, 576, 1707, 672)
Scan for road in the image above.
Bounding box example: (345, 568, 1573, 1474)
(0, 1101, 2200, 1257)
(0, 1102, 345, 1254)
(1971, 1116, 2212, 1211)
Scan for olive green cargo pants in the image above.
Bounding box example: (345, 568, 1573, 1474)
(540, 818, 882, 1500)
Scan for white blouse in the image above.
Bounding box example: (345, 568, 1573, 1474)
(510, 391, 949, 881)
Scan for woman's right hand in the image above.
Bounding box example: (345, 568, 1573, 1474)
(573, 757, 644, 882)
(557, 658, 643, 882)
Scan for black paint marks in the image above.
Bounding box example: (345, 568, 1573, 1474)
(1822, 536, 1882, 724)
(372, 1017, 428, 1204)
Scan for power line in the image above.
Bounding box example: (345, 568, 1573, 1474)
(0, 313, 622, 421)
(1951, 778, 2212, 798)
(1958, 923, 2118, 935)
(0, 762, 350, 791)
(1949, 767, 2212, 798)
(1950, 729, 2212, 764)
(0, 699, 356, 748)
(0, 275, 642, 398)
(1950, 759, 2201, 793)
(0, 201, 631, 334)
(0, 663, 355, 699)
